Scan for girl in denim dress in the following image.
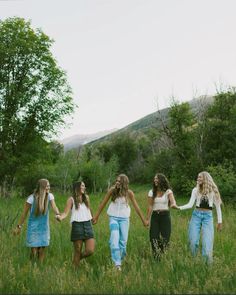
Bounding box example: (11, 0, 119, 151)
(14, 179, 60, 262)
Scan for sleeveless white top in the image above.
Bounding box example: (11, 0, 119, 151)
(148, 189, 172, 210)
(70, 198, 92, 223)
(107, 196, 131, 218)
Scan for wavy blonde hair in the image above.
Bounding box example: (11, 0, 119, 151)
(197, 171, 222, 205)
(34, 179, 49, 216)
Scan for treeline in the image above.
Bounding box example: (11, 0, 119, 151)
(53, 90, 236, 204)
(6, 89, 234, 204)
(1, 18, 236, 204)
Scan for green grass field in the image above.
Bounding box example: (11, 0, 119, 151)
(0, 185, 235, 294)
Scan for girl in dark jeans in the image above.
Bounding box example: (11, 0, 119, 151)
(146, 173, 178, 260)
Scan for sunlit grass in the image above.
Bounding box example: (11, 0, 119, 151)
(0, 185, 235, 294)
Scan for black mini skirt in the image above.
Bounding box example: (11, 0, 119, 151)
(71, 220, 94, 241)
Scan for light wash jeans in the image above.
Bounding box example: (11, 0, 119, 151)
(109, 216, 129, 266)
(188, 209, 214, 263)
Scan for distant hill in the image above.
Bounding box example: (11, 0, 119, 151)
(61, 95, 214, 151)
(60, 129, 118, 151)
(88, 95, 214, 145)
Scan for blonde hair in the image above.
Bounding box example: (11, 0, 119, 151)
(197, 171, 222, 205)
(34, 179, 49, 216)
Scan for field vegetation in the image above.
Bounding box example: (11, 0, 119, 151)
(1, 186, 235, 294)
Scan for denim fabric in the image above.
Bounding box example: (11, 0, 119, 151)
(26, 200, 50, 247)
(71, 220, 94, 241)
(188, 209, 214, 263)
(109, 216, 129, 266)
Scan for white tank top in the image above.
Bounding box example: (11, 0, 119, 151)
(107, 196, 131, 218)
(148, 189, 172, 210)
(70, 198, 92, 223)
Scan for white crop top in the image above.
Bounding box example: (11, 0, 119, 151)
(107, 196, 131, 218)
(70, 198, 92, 223)
(148, 189, 172, 211)
(179, 187, 222, 223)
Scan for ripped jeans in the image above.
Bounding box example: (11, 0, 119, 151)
(109, 216, 129, 266)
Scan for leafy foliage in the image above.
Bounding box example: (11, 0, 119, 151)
(0, 17, 74, 194)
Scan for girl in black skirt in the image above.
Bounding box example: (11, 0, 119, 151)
(56, 181, 95, 268)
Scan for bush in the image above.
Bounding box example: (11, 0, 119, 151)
(207, 162, 236, 205)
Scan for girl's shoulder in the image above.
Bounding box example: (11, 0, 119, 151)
(165, 189, 173, 197)
(48, 193, 54, 201)
(109, 186, 115, 193)
(192, 187, 198, 195)
(26, 194, 34, 204)
(148, 189, 153, 197)
(127, 189, 134, 198)
(68, 196, 74, 203)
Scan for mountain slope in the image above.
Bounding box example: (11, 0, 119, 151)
(88, 95, 214, 145)
(61, 95, 214, 150)
(60, 129, 118, 151)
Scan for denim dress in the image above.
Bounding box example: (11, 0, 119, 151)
(26, 198, 50, 247)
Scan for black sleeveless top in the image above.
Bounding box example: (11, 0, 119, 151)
(196, 195, 212, 210)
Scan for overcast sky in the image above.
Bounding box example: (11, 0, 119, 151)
(1, 0, 236, 140)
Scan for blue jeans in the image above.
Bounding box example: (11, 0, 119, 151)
(188, 209, 214, 263)
(109, 216, 129, 266)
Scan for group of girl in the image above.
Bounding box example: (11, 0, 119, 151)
(14, 171, 223, 269)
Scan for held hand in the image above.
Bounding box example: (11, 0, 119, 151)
(217, 223, 222, 231)
(171, 204, 180, 210)
(143, 219, 149, 227)
(55, 214, 62, 222)
(92, 216, 98, 225)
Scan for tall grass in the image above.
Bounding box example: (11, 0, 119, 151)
(0, 185, 235, 294)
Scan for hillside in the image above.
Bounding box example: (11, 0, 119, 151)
(60, 129, 118, 151)
(88, 95, 214, 145)
(61, 95, 214, 150)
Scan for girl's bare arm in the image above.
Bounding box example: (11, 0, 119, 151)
(57, 197, 73, 221)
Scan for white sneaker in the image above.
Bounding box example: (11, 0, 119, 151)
(116, 265, 122, 271)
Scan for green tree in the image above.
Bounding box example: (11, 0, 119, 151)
(0, 17, 74, 192)
(207, 162, 236, 205)
(203, 89, 236, 168)
(110, 133, 138, 174)
(51, 149, 79, 193)
(160, 101, 199, 193)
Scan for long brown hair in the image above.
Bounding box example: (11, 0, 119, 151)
(72, 181, 89, 209)
(152, 173, 171, 198)
(111, 174, 129, 202)
(33, 179, 49, 216)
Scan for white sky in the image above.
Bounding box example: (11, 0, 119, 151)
(1, 0, 236, 140)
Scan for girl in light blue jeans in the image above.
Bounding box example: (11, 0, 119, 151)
(93, 174, 148, 270)
(178, 171, 223, 263)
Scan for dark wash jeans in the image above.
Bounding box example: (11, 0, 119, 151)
(149, 210, 171, 260)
